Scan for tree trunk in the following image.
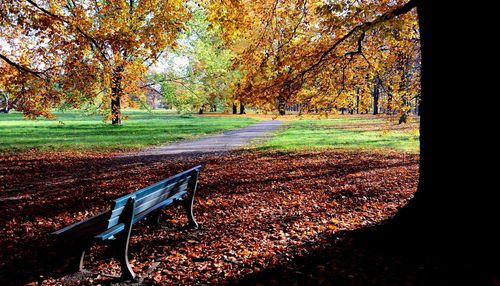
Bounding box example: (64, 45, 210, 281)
(239, 103, 245, 114)
(111, 67, 124, 125)
(389, 1, 498, 281)
(111, 96, 121, 125)
(232, 103, 237, 114)
(398, 112, 407, 124)
(1, 93, 6, 113)
(373, 82, 379, 115)
(198, 108, 203, 115)
(277, 97, 286, 115)
(356, 95, 359, 114)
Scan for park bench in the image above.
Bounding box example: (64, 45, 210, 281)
(52, 165, 202, 280)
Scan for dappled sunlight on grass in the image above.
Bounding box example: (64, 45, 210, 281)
(259, 115, 419, 152)
(0, 110, 259, 152)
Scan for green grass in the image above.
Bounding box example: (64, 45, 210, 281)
(0, 110, 259, 152)
(259, 116, 419, 152)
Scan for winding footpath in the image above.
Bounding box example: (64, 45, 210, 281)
(124, 120, 283, 157)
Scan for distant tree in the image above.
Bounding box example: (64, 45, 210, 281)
(150, 4, 239, 114)
(0, 0, 188, 124)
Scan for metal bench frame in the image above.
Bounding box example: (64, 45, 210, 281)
(52, 165, 202, 280)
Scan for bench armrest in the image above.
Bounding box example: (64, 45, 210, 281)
(94, 223, 125, 241)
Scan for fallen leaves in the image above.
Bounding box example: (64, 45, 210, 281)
(0, 149, 419, 285)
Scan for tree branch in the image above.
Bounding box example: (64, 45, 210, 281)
(295, 0, 417, 83)
(25, 0, 110, 64)
(0, 53, 43, 78)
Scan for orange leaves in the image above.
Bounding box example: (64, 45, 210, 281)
(201, 0, 419, 115)
(0, 149, 418, 284)
(1, 0, 189, 121)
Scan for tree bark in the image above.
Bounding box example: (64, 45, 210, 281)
(386, 93, 393, 114)
(277, 97, 286, 115)
(239, 103, 245, 114)
(232, 103, 237, 114)
(373, 82, 379, 115)
(111, 67, 123, 125)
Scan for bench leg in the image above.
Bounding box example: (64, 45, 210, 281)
(184, 197, 198, 229)
(64, 240, 91, 273)
(185, 171, 200, 229)
(117, 197, 136, 280)
(112, 237, 135, 280)
(72, 247, 86, 272)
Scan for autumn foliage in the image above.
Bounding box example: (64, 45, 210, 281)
(1, 0, 419, 121)
(203, 0, 420, 116)
(0, 0, 188, 123)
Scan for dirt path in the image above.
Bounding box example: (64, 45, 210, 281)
(125, 120, 283, 157)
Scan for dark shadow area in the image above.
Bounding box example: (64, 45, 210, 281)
(224, 222, 497, 286)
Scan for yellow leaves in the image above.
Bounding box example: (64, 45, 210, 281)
(327, 224, 338, 230)
(326, 218, 340, 231)
(1, 0, 191, 121)
(202, 0, 420, 115)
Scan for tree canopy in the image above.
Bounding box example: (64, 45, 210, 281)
(203, 0, 419, 116)
(1, 0, 419, 121)
(1, 0, 188, 123)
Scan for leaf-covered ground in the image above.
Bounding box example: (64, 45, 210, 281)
(0, 150, 421, 285)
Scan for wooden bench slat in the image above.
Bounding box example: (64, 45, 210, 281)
(112, 166, 199, 208)
(52, 211, 110, 238)
(105, 180, 189, 228)
(133, 190, 188, 223)
(134, 179, 188, 206)
(134, 183, 188, 213)
(106, 189, 189, 228)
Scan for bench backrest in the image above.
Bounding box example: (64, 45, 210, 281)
(53, 165, 202, 241)
(110, 165, 200, 225)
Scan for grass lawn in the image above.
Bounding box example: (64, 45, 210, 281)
(258, 115, 419, 152)
(0, 110, 259, 152)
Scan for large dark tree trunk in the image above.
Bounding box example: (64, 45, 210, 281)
(389, 1, 498, 282)
(232, 103, 237, 114)
(111, 96, 121, 125)
(111, 67, 124, 125)
(239, 103, 245, 114)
